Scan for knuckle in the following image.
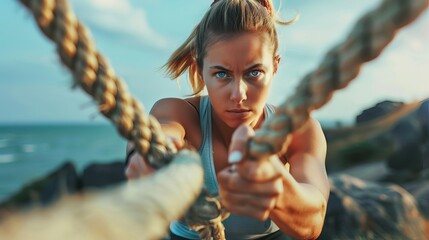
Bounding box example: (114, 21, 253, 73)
(227, 176, 239, 190)
(242, 165, 258, 180)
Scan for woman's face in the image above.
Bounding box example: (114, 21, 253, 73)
(202, 32, 278, 129)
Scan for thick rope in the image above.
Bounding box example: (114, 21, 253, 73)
(0, 150, 204, 240)
(20, 0, 176, 168)
(17, 0, 226, 238)
(249, 0, 429, 159)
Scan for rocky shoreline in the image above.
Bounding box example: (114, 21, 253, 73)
(321, 98, 429, 239)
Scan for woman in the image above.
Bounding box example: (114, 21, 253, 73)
(126, 0, 329, 239)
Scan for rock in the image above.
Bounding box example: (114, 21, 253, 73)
(325, 99, 428, 175)
(387, 99, 429, 173)
(82, 161, 126, 189)
(320, 174, 426, 240)
(0, 160, 126, 210)
(0, 162, 80, 209)
(356, 100, 404, 124)
(403, 180, 429, 220)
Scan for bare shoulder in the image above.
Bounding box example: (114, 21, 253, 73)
(150, 97, 201, 148)
(287, 117, 327, 161)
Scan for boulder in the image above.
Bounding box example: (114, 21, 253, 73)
(403, 179, 429, 220)
(356, 100, 404, 124)
(0, 162, 80, 209)
(325, 99, 428, 174)
(82, 161, 126, 189)
(320, 174, 427, 240)
(387, 99, 429, 173)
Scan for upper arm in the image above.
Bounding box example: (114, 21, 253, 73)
(125, 97, 200, 168)
(149, 97, 201, 147)
(287, 118, 327, 160)
(286, 118, 329, 200)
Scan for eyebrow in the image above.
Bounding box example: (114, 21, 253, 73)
(209, 64, 264, 72)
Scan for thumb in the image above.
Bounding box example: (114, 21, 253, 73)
(228, 124, 254, 164)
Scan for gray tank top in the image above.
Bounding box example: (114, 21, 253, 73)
(170, 95, 279, 239)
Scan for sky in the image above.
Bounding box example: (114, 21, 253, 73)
(0, 0, 428, 124)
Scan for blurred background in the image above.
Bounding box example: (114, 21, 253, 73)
(0, 0, 428, 203)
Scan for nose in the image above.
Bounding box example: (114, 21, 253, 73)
(230, 79, 247, 103)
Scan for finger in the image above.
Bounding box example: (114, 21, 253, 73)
(136, 156, 147, 173)
(125, 155, 154, 179)
(218, 168, 283, 196)
(228, 125, 254, 164)
(219, 191, 276, 220)
(138, 156, 156, 175)
(168, 136, 184, 149)
(125, 160, 140, 179)
(236, 155, 282, 182)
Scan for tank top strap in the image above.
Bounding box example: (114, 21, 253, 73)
(198, 95, 219, 194)
(265, 103, 276, 117)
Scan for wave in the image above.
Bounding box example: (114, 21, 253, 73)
(22, 144, 35, 153)
(0, 154, 15, 164)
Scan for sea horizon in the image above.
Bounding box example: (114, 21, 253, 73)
(0, 123, 127, 202)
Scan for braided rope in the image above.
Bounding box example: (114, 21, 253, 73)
(184, 192, 230, 240)
(249, 0, 429, 159)
(20, 0, 176, 168)
(18, 0, 227, 239)
(0, 150, 204, 240)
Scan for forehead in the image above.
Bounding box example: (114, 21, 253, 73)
(204, 32, 274, 65)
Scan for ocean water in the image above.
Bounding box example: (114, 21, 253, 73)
(0, 123, 127, 202)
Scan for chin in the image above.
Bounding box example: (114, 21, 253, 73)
(226, 118, 255, 129)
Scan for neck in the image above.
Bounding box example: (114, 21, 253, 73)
(212, 113, 235, 149)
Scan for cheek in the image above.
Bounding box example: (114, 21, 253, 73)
(250, 80, 272, 98)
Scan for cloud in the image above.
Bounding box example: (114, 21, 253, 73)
(277, 0, 379, 54)
(71, 0, 168, 49)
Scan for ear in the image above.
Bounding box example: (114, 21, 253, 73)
(273, 55, 281, 74)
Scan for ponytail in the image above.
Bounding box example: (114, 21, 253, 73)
(164, 26, 204, 95)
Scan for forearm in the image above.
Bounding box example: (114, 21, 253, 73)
(270, 183, 327, 239)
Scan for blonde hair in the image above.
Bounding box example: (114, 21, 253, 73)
(164, 0, 295, 95)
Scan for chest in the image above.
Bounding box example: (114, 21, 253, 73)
(211, 138, 230, 174)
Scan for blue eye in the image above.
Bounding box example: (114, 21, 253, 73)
(248, 70, 262, 78)
(215, 71, 228, 79)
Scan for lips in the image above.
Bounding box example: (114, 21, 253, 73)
(226, 108, 252, 118)
(227, 109, 251, 113)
